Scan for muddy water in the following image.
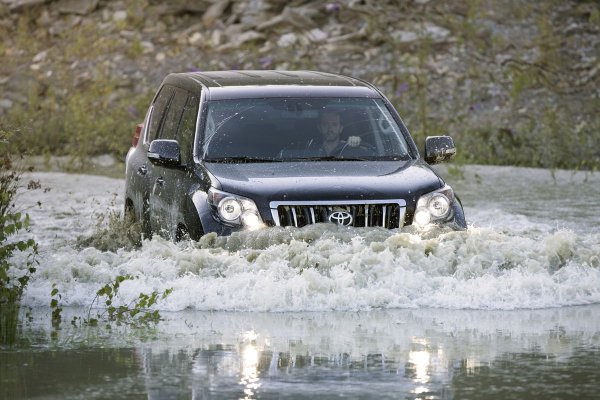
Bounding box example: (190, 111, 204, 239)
(3, 165, 600, 399)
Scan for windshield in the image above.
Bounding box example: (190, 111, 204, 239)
(200, 97, 413, 162)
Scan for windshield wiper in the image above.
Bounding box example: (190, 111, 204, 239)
(204, 156, 283, 163)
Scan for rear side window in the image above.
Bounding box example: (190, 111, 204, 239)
(158, 88, 188, 140)
(146, 85, 175, 143)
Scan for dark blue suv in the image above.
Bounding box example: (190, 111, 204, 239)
(125, 70, 466, 240)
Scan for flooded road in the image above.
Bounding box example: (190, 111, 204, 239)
(3, 165, 600, 399)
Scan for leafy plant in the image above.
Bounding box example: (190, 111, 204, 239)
(0, 136, 38, 345)
(82, 274, 172, 327)
(50, 283, 62, 329)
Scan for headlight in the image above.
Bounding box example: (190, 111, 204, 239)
(414, 185, 454, 227)
(218, 197, 242, 221)
(208, 188, 265, 229)
(428, 193, 450, 218)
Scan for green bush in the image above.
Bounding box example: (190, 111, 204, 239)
(0, 136, 38, 345)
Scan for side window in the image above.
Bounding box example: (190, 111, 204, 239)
(158, 88, 188, 140)
(177, 93, 200, 165)
(146, 85, 175, 143)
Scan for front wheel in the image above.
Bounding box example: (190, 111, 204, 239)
(123, 201, 144, 246)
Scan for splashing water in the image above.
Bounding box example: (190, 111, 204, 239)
(17, 166, 600, 312)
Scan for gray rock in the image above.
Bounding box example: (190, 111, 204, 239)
(391, 23, 450, 44)
(55, 0, 99, 15)
(391, 30, 418, 43)
(233, 0, 272, 28)
(203, 0, 230, 27)
(156, 0, 209, 15)
(257, 5, 318, 30)
(423, 23, 450, 42)
(0, 98, 13, 109)
(277, 32, 297, 47)
(35, 9, 52, 25)
(188, 32, 204, 46)
(210, 29, 223, 46)
(113, 10, 127, 22)
(237, 30, 264, 44)
(32, 50, 48, 63)
(141, 41, 155, 54)
(216, 29, 265, 51)
(2, 0, 47, 12)
(305, 28, 327, 43)
(224, 23, 243, 39)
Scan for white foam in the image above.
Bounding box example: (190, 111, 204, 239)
(14, 169, 600, 311)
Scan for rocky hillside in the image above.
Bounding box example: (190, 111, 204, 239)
(1, 0, 598, 169)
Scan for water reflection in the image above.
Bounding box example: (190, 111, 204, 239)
(239, 330, 261, 399)
(2, 306, 600, 399)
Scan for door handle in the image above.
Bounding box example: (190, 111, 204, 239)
(137, 165, 147, 176)
(155, 177, 165, 187)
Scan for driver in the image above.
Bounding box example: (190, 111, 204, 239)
(307, 110, 361, 156)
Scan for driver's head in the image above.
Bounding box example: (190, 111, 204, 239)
(317, 110, 343, 142)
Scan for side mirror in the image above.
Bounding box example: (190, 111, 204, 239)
(148, 139, 181, 166)
(424, 136, 456, 164)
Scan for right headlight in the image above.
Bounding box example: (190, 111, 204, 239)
(414, 184, 455, 227)
(207, 188, 265, 230)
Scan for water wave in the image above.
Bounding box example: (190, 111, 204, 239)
(21, 224, 600, 311)
(17, 169, 600, 311)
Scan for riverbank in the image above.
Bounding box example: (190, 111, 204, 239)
(1, 0, 599, 169)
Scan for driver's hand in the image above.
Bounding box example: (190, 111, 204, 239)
(347, 136, 361, 147)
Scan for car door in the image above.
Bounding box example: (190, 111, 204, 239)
(171, 90, 200, 239)
(144, 85, 176, 234)
(148, 87, 194, 237)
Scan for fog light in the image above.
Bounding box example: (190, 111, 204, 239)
(414, 208, 431, 227)
(218, 197, 242, 221)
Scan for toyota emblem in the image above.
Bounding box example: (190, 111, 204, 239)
(328, 211, 353, 226)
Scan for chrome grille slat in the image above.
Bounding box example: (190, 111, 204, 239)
(270, 200, 406, 229)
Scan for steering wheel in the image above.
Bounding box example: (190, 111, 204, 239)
(338, 140, 377, 157)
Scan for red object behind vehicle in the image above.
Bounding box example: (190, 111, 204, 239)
(132, 123, 143, 147)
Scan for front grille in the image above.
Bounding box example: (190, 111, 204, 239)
(270, 200, 406, 229)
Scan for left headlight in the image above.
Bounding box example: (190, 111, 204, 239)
(207, 188, 265, 230)
(414, 184, 455, 227)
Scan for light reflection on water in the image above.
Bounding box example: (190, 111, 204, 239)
(239, 331, 261, 399)
(3, 306, 600, 399)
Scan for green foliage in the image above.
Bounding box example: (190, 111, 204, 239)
(50, 283, 62, 328)
(81, 274, 172, 327)
(1, 13, 154, 164)
(0, 139, 38, 345)
(591, 9, 600, 28)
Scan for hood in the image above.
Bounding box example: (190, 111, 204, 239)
(202, 160, 442, 203)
